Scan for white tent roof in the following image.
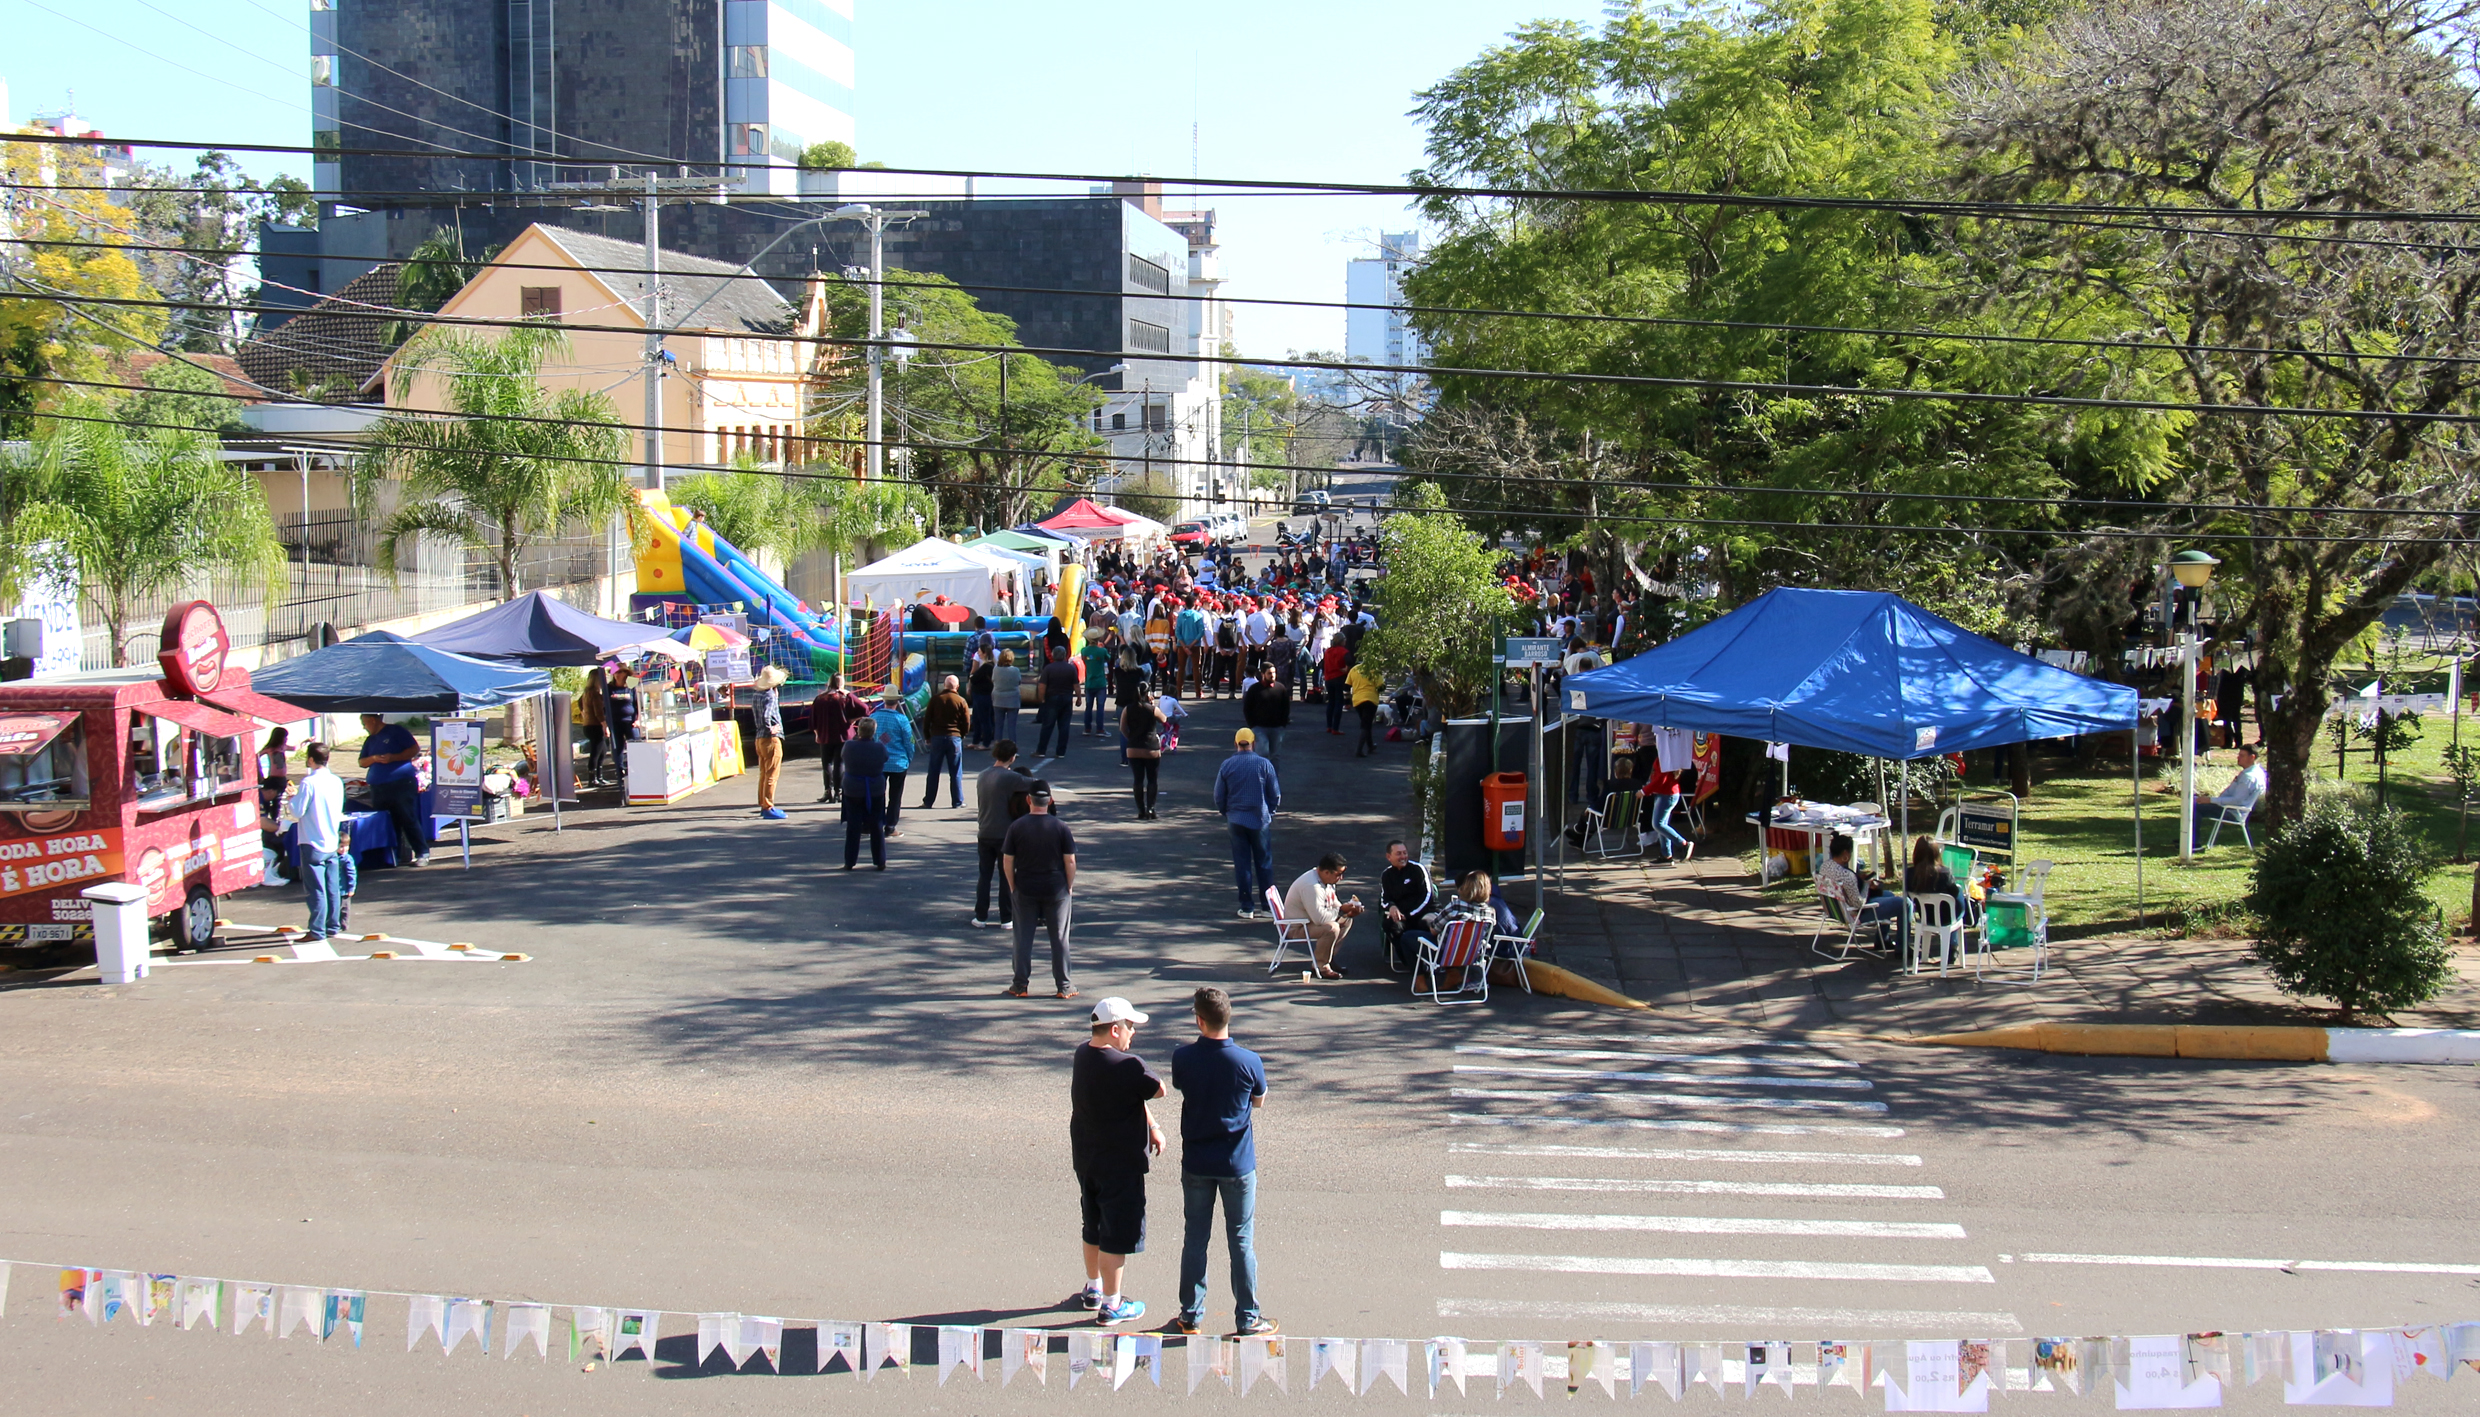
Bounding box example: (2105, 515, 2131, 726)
(846, 538, 1006, 613)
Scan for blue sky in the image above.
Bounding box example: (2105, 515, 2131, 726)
(4, 0, 1608, 355)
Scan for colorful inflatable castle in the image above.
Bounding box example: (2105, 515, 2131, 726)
(630, 490, 847, 683)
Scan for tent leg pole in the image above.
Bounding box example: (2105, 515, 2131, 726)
(2133, 715, 2145, 928)
(460, 819, 472, 871)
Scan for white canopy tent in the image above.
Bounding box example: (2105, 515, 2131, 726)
(845, 538, 1008, 614)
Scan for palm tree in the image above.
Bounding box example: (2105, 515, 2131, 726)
(359, 323, 635, 601)
(2, 419, 286, 666)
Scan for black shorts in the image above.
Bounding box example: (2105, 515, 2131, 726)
(1077, 1168, 1147, 1256)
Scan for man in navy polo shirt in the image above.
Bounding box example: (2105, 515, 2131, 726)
(1169, 986, 1276, 1338)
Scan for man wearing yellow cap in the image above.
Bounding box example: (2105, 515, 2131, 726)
(1211, 728, 1282, 920)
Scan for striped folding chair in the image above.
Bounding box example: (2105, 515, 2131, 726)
(1417, 918, 1493, 1005)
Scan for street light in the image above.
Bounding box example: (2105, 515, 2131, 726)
(2165, 548, 2220, 859)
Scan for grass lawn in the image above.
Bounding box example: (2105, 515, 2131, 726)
(1739, 704, 2480, 938)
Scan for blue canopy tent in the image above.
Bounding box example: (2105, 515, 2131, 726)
(1562, 588, 2144, 914)
(409, 589, 673, 669)
(252, 631, 551, 713)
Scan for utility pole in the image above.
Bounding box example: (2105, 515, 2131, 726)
(824, 205, 922, 483)
(546, 168, 730, 491)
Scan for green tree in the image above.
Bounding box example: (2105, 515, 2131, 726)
(1112, 469, 1182, 525)
(1358, 481, 1518, 715)
(359, 324, 636, 599)
(0, 418, 285, 665)
(381, 229, 499, 351)
(1402, 0, 2130, 632)
(799, 140, 858, 170)
(118, 359, 242, 436)
(2246, 795, 2453, 1017)
(1946, 0, 2480, 827)
(809, 271, 1104, 530)
(124, 151, 314, 354)
(670, 460, 930, 567)
(2, 131, 166, 435)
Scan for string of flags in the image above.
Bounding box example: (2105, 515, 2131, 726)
(14, 1260, 2480, 1404)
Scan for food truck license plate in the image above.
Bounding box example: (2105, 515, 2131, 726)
(27, 924, 72, 941)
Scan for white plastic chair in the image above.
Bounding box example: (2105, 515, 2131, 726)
(1265, 886, 1314, 975)
(1417, 918, 1493, 1004)
(2201, 801, 2255, 851)
(1908, 892, 1968, 977)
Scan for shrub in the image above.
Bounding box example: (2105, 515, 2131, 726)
(2244, 796, 2453, 1017)
(798, 140, 857, 170)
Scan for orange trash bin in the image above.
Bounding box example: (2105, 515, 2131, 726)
(1482, 771, 1527, 851)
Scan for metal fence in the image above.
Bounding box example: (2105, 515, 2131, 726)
(73, 512, 629, 670)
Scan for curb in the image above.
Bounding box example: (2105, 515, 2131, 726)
(1906, 1023, 2480, 1063)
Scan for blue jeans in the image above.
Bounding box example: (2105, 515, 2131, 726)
(968, 693, 995, 748)
(1325, 679, 1348, 730)
(1085, 679, 1109, 732)
(1647, 792, 1687, 859)
(920, 733, 963, 807)
(1257, 726, 1283, 763)
(300, 845, 344, 938)
(995, 706, 1021, 750)
(1178, 1170, 1262, 1327)
(1228, 822, 1275, 912)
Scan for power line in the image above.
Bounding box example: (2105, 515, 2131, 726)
(22, 370, 2480, 533)
(21, 231, 2480, 373)
(16, 401, 2465, 550)
(15, 128, 2480, 226)
(11, 284, 2480, 429)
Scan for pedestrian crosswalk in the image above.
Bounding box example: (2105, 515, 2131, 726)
(1434, 1031, 2024, 1334)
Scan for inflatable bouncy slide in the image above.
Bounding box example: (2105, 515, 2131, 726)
(631, 490, 847, 682)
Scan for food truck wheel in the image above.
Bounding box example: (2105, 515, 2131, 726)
(173, 886, 218, 953)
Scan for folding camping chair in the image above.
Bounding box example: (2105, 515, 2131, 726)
(1265, 886, 1315, 975)
(1580, 789, 1638, 858)
(1492, 908, 1543, 993)
(1982, 858, 2054, 981)
(1416, 918, 1493, 1005)
(1810, 890, 1874, 963)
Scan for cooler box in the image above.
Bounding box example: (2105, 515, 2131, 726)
(1482, 772, 1527, 850)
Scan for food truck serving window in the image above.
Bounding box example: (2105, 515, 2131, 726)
(136, 699, 254, 806)
(0, 712, 89, 810)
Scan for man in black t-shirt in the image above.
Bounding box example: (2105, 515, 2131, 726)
(1070, 997, 1166, 1327)
(1002, 788, 1078, 998)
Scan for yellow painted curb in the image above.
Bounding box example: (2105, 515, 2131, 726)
(1909, 1022, 2330, 1061)
(1517, 961, 1652, 1011)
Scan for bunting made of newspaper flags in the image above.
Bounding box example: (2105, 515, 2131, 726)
(7, 1258, 2480, 1403)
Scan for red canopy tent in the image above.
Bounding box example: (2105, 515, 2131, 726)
(1036, 498, 1168, 542)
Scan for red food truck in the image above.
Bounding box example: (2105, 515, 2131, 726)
(0, 602, 310, 956)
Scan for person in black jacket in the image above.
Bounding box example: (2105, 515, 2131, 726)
(1242, 670, 1291, 764)
(1378, 839, 1435, 974)
(840, 719, 890, 871)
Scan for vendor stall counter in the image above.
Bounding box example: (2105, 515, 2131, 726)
(624, 695, 744, 805)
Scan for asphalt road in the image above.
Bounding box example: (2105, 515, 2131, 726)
(1, 481, 2474, 1412)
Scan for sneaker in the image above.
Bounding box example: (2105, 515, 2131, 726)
(1235, 909, 1255, 920)
(971, 917, 1000, 929)
(1096, 1297, 1146, 1326)
(1171, 1315, 1202, 1336)
(1233, 1316, 1280, 1337)
(759, 806, 788, 820)
(1056, 988, 1080, 1000)
(1681, 841, 1697, 862)
(412, 853, 430, 867)
(1002, 984, 1031, 998)
(884, 830, 906, 841)
(1075, 1286, 1104, 1311)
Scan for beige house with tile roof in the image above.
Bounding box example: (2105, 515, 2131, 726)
(383, 223, 842, 473)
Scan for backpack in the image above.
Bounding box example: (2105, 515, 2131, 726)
(1216, 618, 1240, 650)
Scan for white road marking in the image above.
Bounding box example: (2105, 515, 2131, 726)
(1450, 1142, 1923, 1167)
(1453, 1087, 1888, 1113)
(2020, 1252, 2480, 1276)
(1459, 1044, 1860, 1070)
(1455, 1063, 1874, 1091)
(1443, 1210, 1968, 1239)
(1450, 1112, 1907, 1138)
(1442, 1252, 1996, 1283)
(1436, 1298, 2025, 1332)
(1447, 1174, 1945, 1200)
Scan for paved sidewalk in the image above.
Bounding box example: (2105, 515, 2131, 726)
(1536, 848, 2480, 1033)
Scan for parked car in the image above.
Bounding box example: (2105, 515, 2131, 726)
(1213, 510, 1246, 541)
(1170, 521, 1212, 548)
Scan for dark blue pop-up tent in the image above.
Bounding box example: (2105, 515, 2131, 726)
(1563, 588, 2136, 756)
(410, 589, 673, 668)
(251, 631, 552, 714)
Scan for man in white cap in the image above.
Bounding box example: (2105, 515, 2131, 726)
(1071, 996, 1165, 1327)
(750, 664, 790, 820)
